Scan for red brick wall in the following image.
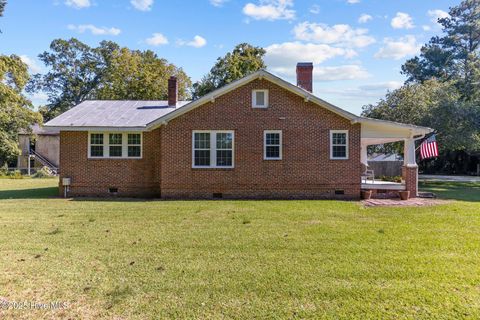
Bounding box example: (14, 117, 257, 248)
(59, 79, 362, 199)
(402, 165, 418, 198)
(59, 129, 161, 197)
(160, 79, 361, 199)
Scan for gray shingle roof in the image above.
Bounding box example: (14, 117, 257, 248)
(45, 100, 190, 129)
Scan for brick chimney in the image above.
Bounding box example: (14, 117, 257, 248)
(168, 76, 178, 107)
(296, 62, 313, 92)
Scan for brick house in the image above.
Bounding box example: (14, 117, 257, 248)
(45, 63, 432, 199)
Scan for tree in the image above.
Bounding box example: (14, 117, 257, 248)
(192, 43, 266, 99)
(95, 48, 191, 101)
(362, 80, 480, 172)
(28, 38, 192, 120)
(0, 55, 41, 164)
(401, 0, 480, 101)
(0, 0, 6, 17)
(27, 38, 112, 120)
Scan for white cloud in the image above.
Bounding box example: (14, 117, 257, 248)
(243, 0, 295, 21)
(358, 14, 372, 24)
(270, 64, 370, 81)
(67, 24, 121, 36)
(318, 81, 403, 98)
(131, 0, 153, 11)
(391, 12, 415, 29)
(20, 55, 42, 74)
(309, 4, 320, 14)
(422, 25, 431, 31)
(314, 65, 370, 81)
(64, 0, 90, 9)
(145, 33, 169, 46)
(30, 92, 49, 106)
(293, 22, 375, 48)
(428, 9, 449, 25)
(375, 35, 421, 60)
(210, 0, 228, 6)
(177, 35, 207, 48)
(347, 0, 360, 4)
(265, 42, 356, 72)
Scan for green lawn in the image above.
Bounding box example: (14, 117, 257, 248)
(1, 179, 480, 319)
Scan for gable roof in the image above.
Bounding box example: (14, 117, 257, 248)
(44, 69, 433, 135)
(146, 69, 359, 129)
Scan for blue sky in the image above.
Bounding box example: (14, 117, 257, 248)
(1, 0, 458, 115)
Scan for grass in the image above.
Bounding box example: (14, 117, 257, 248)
(420, 181, 480, 202)
(0, 179, 479, 319)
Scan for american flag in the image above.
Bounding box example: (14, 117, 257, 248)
(420, 134, 439, 160)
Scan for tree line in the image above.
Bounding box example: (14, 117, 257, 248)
(362, 0, 480, 174)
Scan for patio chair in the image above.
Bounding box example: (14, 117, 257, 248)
(362, 169, 375, 184)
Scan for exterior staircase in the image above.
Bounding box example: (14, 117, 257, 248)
(30, 150, 59, 175)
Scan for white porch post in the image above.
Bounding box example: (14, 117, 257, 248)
(360, 144, 368, 166)
(404, 138, 417, 167)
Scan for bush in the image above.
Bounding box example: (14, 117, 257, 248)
(32, 166, 55, 178)
(7, 170, 23, 179)
(0, 163, 8, 176)
(379, 175, 403, 183)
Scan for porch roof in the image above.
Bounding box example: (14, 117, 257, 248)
(360, 118, 433, 146)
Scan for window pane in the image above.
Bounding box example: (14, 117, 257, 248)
(333, 133, 346, 145)
(194, 133, 210, 149)
(216, 150, 232, 166)
(90, 146, 103, 157)
(128, 134, 141, 145)
(266, 146, 280, 159)
(128, 146, 141, 157)
(255, 91, 265, 106)
(91, 134, 103, 145)
(109, 146, 122, 157)
(109, 134, 122, 145)
(216, 133, 233, 149)
(194, 150, 210, 166)
(333, 146, 346, 158)
(266, 133, 280, 145)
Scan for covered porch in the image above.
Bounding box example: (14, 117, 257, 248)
(358, 118, 433, 198)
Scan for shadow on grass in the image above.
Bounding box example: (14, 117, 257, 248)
(420, 182, 480, 202)
(0, 187, 59, 200)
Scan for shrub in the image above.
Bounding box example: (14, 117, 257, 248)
(379, 175, 403, 183)
(32, 166, 55, 178)
(0, 164, 8, 176)
(7, 170, 23, 179)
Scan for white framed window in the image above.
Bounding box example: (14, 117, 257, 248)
(88, 132, 142, 159)
(264, 130, 282, 160)
(330, 130, 348, 160)
(192, 130, 234, 168)
(252, 89, 268, 108)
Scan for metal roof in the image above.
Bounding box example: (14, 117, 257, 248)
(45, 100, 190, 130)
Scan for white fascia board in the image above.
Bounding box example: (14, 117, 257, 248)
(359, 117, 434, 135)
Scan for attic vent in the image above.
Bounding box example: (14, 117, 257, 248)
(335, 189, 345, 195)
(108, 187, 118, 194)
(213, 193, 223, 199)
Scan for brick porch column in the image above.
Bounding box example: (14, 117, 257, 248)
(402, 165, 418, 197)
(403, 138, 418, 198)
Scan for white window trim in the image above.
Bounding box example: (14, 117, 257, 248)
(330, 130, 349, 160)
(88, 132, 143, 159)
(192, 130, 235, 168)
(264, 130, 282, 160)
(252, 89, 269, 108)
